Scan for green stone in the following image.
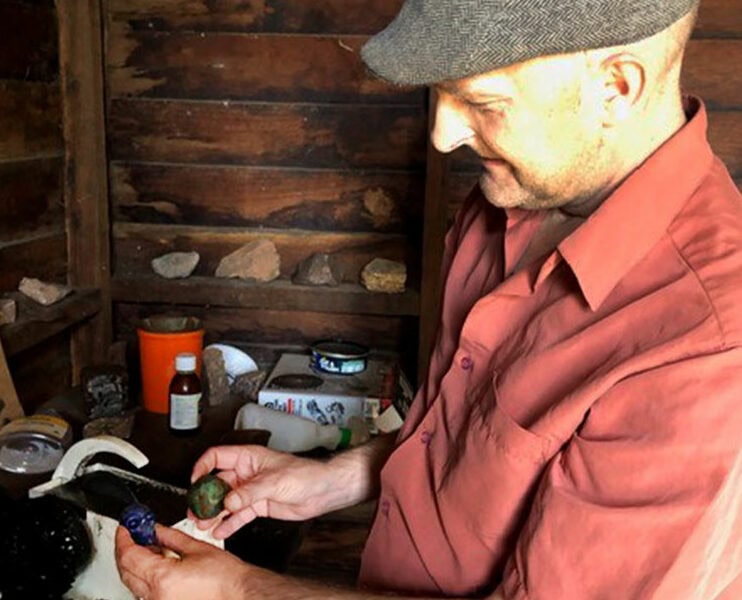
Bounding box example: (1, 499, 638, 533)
(187, 474, 232, 519)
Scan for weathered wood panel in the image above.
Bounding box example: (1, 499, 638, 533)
(0, 157, 64, 241)
(695, 0, 742, 37)
(110, 163, 424, 233)
(0, 1, 58, 82)
(107, 27, 422, 104)
(106, 0, 403, 34)
(107, 34, 736, 109)
(108, 99, 427, 169)
(113, 223, 418, 283)
(111, 276, 420, 316)
(682, 40, 742, 109)
(115, 302, 413, 352)
(8, 332, 72, 414)
(0, 80, 62, 160)
(0, 231, 67, 291)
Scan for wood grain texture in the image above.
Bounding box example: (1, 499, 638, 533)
(8, 331, 72, 414)
(0, 1, 58, 82)
(110, 163, 424, 233)
(682, 40, 742, 109)
(0, 288, 102, 358)
(106, 0, 403, 34)
(106, 26, 422, 104)
(112, 223, 417, 283)
(108, 99, 428, 169)
(695, 0, 742, 37)
(0, 231, 67, 291)
(111, 276, 420, 316)
(0, 157, 64, 241)
(58, 0, 113, 375)
(115, 302, 415, 351)
(0, 80, 62, 160)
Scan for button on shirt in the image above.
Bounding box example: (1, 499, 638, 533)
(359, 99, 742, 598)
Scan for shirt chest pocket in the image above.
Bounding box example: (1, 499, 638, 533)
(436, 373, 555, 542)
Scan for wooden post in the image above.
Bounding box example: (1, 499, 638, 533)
(57, 0, 112, 381)
(417, 90, 450, 383)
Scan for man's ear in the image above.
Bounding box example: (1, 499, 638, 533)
(598, 52, 646, 126)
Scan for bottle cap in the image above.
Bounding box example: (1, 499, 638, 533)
(337, 427, 353, 449)
(175, 353, 197, 372)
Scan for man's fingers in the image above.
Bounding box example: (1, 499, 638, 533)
(213, 505, 260, 539)
(191, 445, 263, 482)
(154, 524, 209, 555)
(115, 527, 157, 597)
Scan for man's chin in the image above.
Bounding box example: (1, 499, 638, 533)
(479, 175, 529, 209)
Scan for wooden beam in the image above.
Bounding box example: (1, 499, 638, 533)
(0, 288, 101, 358)
(111, 276, 420, 317)
(57, 0, 112, 381)
(417, 90, 450, 384)
(0, 339, 23, 425)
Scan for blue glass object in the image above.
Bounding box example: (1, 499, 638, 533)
(120, 503, 157, 546)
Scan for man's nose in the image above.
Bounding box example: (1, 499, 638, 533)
(430, 96, 474, 154)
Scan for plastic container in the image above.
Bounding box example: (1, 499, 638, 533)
(0, 412, 73, 474)
(234, 403, 369, 453)
(137, 316, 204, 414)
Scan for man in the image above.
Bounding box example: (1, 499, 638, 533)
(116, 0, 742, 598)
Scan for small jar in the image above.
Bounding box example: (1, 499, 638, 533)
(168, 353, 202, 436)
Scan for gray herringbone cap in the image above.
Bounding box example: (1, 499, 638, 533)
(361, 0, 699, 85)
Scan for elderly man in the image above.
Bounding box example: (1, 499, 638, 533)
(116, 0, 742, 598)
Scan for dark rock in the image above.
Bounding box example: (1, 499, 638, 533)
(0, 298, 16, 325)
(292, 253, 340, 287)
(188, 474, 232, 519)
(232, 371, 267, 403)
(203, 347, 230, 407)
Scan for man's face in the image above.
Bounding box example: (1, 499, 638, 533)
(432, 54, 608, 212)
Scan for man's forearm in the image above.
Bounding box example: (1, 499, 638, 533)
(326, 432, 398, 509)
(240, 568, 505, 600)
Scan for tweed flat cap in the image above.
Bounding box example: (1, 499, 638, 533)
(361, 0, 699, 85)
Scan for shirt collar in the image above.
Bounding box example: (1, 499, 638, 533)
(557, 97, 714, 311)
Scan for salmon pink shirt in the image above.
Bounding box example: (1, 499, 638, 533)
(359, 99, 742, 599)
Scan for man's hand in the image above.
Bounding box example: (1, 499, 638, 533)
(189, 444, 358, 539)
(115, 524, 253, 600)
(115, 523, 508, 600)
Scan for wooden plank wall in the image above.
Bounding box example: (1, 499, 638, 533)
(447, 0, 742, 218)
(0, 0, 71, 410)
(104, 0, 425, 370)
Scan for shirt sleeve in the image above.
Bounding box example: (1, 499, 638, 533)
(501, 348, 742, 600)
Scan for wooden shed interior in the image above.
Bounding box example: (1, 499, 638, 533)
(0, 0, 740, 417)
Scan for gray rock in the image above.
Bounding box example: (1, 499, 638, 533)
(215, 240, 280, 282)
(203, 347, 230, 407)
(0, 298, 16, 325)
(361, 258, 407, 294)
(151, 251, 200, 279)
(232, 371, 267, 403)
(18, 277, 72, 306)
(292, 253, 340, 287)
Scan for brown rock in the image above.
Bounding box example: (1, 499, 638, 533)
(232, 371, 267, 403)
(18, 277, 72, 306)
(151, 251, 200, 279)
(215, 240, 280, 282)
(361, 258, 407, 294)
(0, 298, 16, 325)
(292, 253, 340, 287)
(203, 347, 231, 406)
(83, 412, 136, 439)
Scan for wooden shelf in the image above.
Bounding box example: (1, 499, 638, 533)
(0, 288, 102, 357)
(111, 276, 420, 317)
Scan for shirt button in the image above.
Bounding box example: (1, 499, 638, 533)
(460, 356, 474, 371)
(420, 430, 433, 446)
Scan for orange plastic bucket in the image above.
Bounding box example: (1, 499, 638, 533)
(137, 316, 204, 414)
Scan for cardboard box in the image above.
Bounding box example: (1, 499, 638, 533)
(258, 353, 404, 429)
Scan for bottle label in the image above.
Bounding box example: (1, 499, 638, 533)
(170, 393, 201, 430)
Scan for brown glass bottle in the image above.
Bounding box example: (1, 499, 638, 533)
(168, 353, 202, 436)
